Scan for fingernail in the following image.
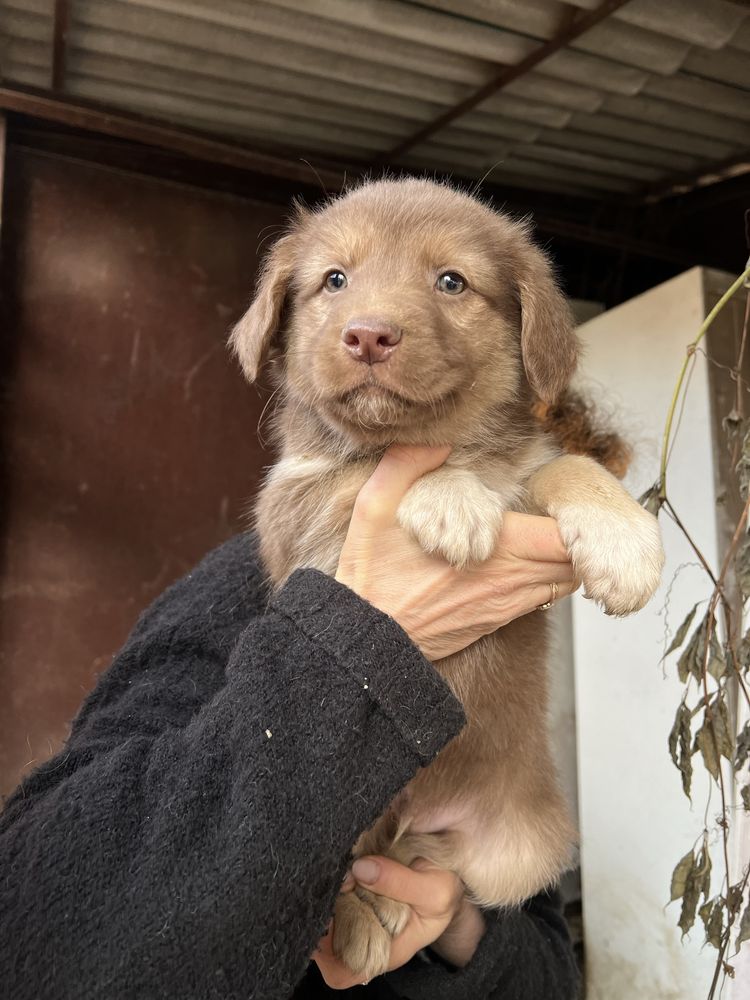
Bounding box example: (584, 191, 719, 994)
(341, 871, 354, 891)
(352, 858, 380, 884)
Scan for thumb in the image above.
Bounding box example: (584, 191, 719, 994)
(353, 445, 451, 530)
(352, 855, 457, 910)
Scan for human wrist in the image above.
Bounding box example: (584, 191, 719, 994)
(334, 567, 414, 647)
(430, 897, 486, 968)
(274, 569, 466, 763)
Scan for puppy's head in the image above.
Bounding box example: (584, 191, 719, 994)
(231, 178, 578, 447)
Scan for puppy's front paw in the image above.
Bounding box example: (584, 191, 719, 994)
(557, 501, 664, 616)
(332, 888, 410, 980)
(397, 470, 504, 568)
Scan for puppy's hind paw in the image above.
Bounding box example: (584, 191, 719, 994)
(332, 890, 396, 981)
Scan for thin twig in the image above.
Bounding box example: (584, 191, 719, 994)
(663, 500, 723, 593)
(660, 268, 750, 500)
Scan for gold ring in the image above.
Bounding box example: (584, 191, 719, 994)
(537, 581, 558, 611)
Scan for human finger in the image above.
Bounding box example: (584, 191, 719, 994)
(498, 512, 569, 563)
(523, 579, 580, 614)
(352, 856, 461, 915)
(517, 558, 577, 588)
(352, 445, 451, 530)
(313, 952, 364, 989)
(312, 926, 366, 990)
(341, 871, 355, 892)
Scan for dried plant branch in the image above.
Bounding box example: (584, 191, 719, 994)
(653, 269, 750, 999)
(659, 266, 750, 501)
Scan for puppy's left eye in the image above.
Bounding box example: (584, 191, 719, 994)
(436, 272, 466, 295)
(325, 270, 348, 291)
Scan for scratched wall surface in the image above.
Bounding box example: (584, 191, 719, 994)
(0, 148, 284, 795)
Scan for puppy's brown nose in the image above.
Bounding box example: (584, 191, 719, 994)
(341, 319, 402, 365)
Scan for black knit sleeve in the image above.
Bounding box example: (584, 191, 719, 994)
(383, 891, 580, 1000)
(0, 536, 465, 1000)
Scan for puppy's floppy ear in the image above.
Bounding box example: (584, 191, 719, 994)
(229, 233, 298, 382)
(514, 241, 579, 404)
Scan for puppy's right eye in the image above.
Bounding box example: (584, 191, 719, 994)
(436, 272, 466, 295)
(324, 271, 348, 292)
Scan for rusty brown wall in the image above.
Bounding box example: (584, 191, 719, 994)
(0, 146, 286, 795)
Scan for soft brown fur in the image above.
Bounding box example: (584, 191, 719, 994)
(230, 178, 664, 979)
(533, 391, 634, 480)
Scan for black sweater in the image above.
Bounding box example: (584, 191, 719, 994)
(0, 534, 579, 1000)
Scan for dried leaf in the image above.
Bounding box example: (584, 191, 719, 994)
(736, 532, 750, 602)
(677, 615, 724, 683)
(706, 631, 727, 681)
(739, 629, 750, 674)
(738, 902, 750, 947)
(706, 901, 723, 949)
(727, 884, 743, 914)
(742, 784, 750, 811)
(670, 849, 695, 902)
(695, 718, 721, 782)
(675, 846, 713, 937)
(736, 721, 750, 771)
(639, 484, 663, 517)
(666, 605, 698, 657)
(712, 698, 735, 762)
(699, 898, 724, 949)
(678, 620, 707, 684)
(668, 703, 693, 798)
(696, 845, 711, 901)
(693, 701, 733, 782)
(679, 867, 702, 937)
(737, 422, 750, 501)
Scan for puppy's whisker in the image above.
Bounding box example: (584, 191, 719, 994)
(300, 158, 328, 197)
(256, 226, 287, 257)
(470, 159, 506, 198)
(255, 223, 283, 253)
(256, 382, 286, 448)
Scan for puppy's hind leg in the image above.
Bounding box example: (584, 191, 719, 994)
(332, 818, 410, 980)
(332, 824, 461, 979)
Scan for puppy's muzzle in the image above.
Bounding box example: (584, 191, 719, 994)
(341, 318, 402, 365)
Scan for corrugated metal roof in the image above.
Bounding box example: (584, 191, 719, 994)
(0, 0, 748, 198)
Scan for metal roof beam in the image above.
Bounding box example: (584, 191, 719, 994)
(378, 0, 634, 164)
(0, 84, 346, 187)
(642, 149, 750, 203)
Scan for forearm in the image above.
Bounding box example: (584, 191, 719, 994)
(1, 564, 465, 1000)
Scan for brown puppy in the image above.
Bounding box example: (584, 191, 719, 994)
(230, 178, 664, 979)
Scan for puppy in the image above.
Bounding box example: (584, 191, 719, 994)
(230, 178, 664, 979)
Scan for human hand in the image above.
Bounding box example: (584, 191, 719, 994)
(335, 445, 578, 660)
(313, 856, 484, 988)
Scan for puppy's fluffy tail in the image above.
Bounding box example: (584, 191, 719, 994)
(533, 390, 633, 480)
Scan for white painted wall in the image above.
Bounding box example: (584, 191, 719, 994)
(546, 298, 604, 899)
(573, 268, 732, 999)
